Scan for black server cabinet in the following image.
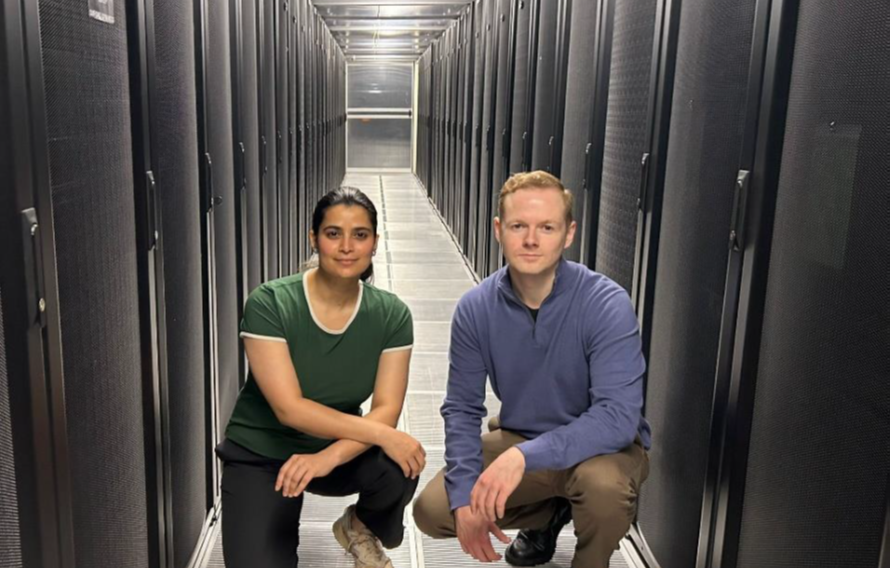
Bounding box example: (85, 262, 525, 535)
(508, 0, 533, 175)
(700, 1, 890, 567)
(528, 0, 564, 172)
(559, 0, 607, 263)
(148, 0, 210, 564)
(466, 0, 488, 272)
(259, 0, 279, 281)
(231, 0, 262, 296)
(486, 0, 516, 276)
(39, 0, 156, 565)
(633, 0, 758, 567)
(195, 0, 241, 517)
(591, 0, 658, 293)
(0, 2, 73, 565)
(457, 12, 474, 252)
(276, 0, 290, 276)
(474, 0, 498, 276)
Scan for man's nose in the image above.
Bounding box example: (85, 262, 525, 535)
(523, 231, 539, 248)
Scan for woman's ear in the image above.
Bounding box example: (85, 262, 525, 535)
(309, 231, 317, 252)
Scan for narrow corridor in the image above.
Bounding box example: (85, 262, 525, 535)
(205, 173, 630, 567)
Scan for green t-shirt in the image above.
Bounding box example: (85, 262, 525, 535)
(225, 272, 413, 459)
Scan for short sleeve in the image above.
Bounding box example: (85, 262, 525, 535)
(382, 300, 413, 353)
(240, 285, 287, 343)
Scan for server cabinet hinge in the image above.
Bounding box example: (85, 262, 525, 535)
(261, 137, 268, 173)
(145, 170, 159, 251)
(637, 152, 651, 211)
(729, 170, 750, 251)
(20, 208, 47, 328)
(238, 143, 247, 189)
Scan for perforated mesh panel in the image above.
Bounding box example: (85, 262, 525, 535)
(39, 1, 150, 565)
(636, 1, 758, 566)
(152, 1, 208, 566)
(508, 0, 530, 175)
(262, 0, 279, 280)
(476, 0, 498, 272)
(487, 0, 512, 274)
(207, 3, 240, 437)
(0, 289, 23, 568)
(277, 1, 290, 275)
(466, 0, 488, 267)
(560, 0, 599, 261)
(243, 0, 263, 292)
(736, 3, 890, 566)
(530, 0, 558, 171)
(595, 0, 657, 292)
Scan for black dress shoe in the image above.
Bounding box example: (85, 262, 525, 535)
(505, 498, 573, 567)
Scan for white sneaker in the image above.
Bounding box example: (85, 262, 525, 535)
(332, 505, 395, 568)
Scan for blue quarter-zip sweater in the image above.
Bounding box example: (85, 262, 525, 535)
(441, 259, 652, 510)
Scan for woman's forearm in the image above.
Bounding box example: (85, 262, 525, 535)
(279, 397, 393, 446)
(321, 405, 402, 466)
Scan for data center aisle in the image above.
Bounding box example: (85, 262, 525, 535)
(207, 173, 628, 567)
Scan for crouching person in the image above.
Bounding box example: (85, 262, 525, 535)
(413, 172, 651, 568)
(219, 187, 425, 568)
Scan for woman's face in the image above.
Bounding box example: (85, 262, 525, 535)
(312, 204, 377, 280)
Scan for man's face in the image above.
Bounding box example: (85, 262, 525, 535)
(494, 187, 576, 277)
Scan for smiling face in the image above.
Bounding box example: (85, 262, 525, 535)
(495, 186, 576, 277)
(310, 204, 378, 280)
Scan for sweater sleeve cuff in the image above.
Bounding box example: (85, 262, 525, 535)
(516, 436, 554, 472)
(445, 482, 473, 511)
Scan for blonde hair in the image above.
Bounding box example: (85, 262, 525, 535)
(498, 171, 574, 223)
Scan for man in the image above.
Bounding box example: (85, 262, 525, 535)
(413, 171, 651, 568)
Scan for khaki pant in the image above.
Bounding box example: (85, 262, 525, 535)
(413, 419, 649, 568)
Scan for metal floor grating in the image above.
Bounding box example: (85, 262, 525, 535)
(205, 173, 631, 567)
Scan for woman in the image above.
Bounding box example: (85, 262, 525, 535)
(217, 186, 426, 568)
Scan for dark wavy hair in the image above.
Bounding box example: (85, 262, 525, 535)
(311, 186, 378, 282)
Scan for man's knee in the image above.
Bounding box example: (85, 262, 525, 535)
(567, 459, 639, 524)
(412, 473, 455, 538)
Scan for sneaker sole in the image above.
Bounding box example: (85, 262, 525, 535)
(332, 518, 352, 554)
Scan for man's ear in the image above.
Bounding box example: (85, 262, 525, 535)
(494, 217, 502, 244)
(564, 221, 577, 250)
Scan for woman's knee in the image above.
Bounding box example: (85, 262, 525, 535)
(369, 448, 420, 497)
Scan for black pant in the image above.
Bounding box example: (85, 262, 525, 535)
(217, 439, 418, 568)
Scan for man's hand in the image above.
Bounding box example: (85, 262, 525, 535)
(455, 506, 512, 562)
(275, 452, 338, 498)
(470, 447, 526, 522)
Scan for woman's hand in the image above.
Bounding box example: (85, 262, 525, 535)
(380, 429, 426, 479)
(275, 452, 339, 498)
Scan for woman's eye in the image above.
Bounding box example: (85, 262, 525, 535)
(325, 231, 339, 238)
(355, 231, 369, 239)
